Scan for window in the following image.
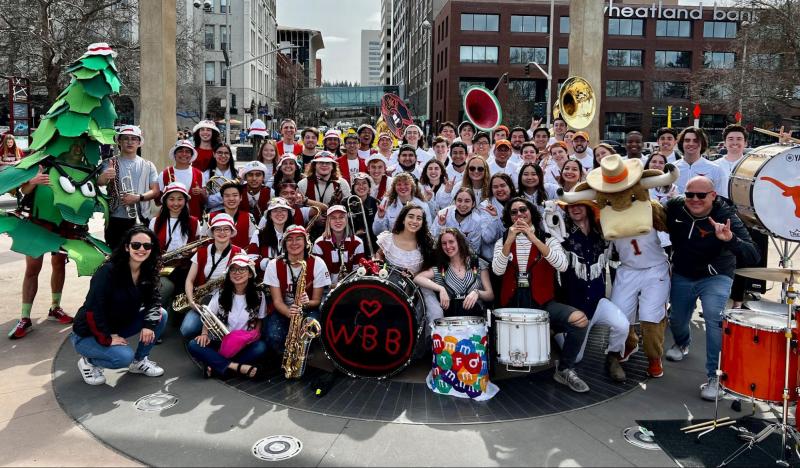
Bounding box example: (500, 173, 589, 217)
(204, 25, 215, 50)
(604, 112, 642, 141)
(220, 26, 228, 51)
(509, 47, 547, 64)
(606, 81, 642, 98)
(459, 45, 498, 64)
(560, 16, 569, 34)
(656, 20, 691, 37)
(461, 13, 499, 32)
(508, 79, 537, 101)
(703, 51, 735, 69)
(607, 49, 643, 67)
(205, 62, 215, 85)
(608, 18, 643, 36)
(220, 62, 227, 86)
(220, 0, 227, 14)
(653, 81, 689, 99)
(558, 48, 568, 65)
(654, 50, 691, 68)
(511, 15, 548, 33)
(703, 21, 737, 38)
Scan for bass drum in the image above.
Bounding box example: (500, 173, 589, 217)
(729, 143, 800, 240)
(320, 268, 425, 378)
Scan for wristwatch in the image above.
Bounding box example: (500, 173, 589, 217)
(139, 194, 144, 202)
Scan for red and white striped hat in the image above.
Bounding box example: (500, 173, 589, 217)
(248, 119, 268, 138)
(169, 139, 198, 162)
(284, 224, 308, 238)
(115, 125, 143, 144)
(227, 253, 256, 276)
(312, 151, 336, 164)
(209, 213, 237, 237)
(323, 129, 341, 141)
(160, 182, 191, 203)
(84, 42, 117, 57)
(278, 153, 299, 167)
(266, 197, 294, 215)
(192, 120, 220, 134)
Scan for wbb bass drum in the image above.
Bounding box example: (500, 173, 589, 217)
(320, 268, 425, 378)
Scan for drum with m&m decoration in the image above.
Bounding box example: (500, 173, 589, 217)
(427, 317, 498, 400)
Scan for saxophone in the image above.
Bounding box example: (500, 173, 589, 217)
(172, 276, 224, 313)
(160, 237, 212, 276)
(281, 260, 321, 379)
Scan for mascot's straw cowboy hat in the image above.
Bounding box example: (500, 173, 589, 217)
(586, 154, 644, 193)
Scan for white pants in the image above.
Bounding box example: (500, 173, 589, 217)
(556, 298, 630, 363)
(610, 262, 670, 324)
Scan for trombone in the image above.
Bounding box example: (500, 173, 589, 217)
(346, 194, 374, 258)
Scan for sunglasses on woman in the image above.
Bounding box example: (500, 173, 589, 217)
(468, 166, 485, 173)
(509, 206, 529, 216)
(129, 241, 153, 251)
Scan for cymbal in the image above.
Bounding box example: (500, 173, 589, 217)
(736, 267, 800, 283)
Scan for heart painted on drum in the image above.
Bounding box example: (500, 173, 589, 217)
(359, 300, 382, 318)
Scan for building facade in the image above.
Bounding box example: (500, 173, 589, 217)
(431, 0, 766, 142)
(361, 30, 382, 86)
(379, 0, 393, 85)
(277, 27, 325, 88)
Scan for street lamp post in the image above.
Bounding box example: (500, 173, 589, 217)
(193, 0, 212, 119)
(421, 19, 433, 127)
(546, 0, 554, 127)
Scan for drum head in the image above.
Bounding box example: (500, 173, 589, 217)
(321, 276, 422, 378)
(725, 309, 794, 330)
(743, 144, 800, 240)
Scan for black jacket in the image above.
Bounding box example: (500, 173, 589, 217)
(73, 262, 162, 346)
(665, 197, 760, 279)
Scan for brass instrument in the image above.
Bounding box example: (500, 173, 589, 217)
(281, 260, 321, 379)
(205, 175, 236, 196)
(109, 157, 138, 219)
(554, 76, 596, 130)
(160, 237, 212, 276)
(172, 276, 224, 313)
(197, 304, 230, 341)
(346, 194, 374, 258)
(330, 180, 344, 206)
(463, 86, 503, 132)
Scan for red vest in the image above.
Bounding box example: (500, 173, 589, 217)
(275, 256, 316, 300)
(313, 237, 364, 275)
(161, 166, 204, 218)
(208, 210, 252, 249)
(376, 176, 389, 200)
(154, 216, 199, 251)
(192, 147, 214, 172)
(499, 239, 556, 307)
(240, 187, 272, 221)
(293, 207, 307, 226)
(336, 155, 367, 184)
(195, 243, 243, 285)
(276, 141, 302, 156)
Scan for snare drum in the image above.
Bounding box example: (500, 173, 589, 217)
(720, 309, 798, 402)
(729, 144, 800, 240)
(492, 308, 550, 371)
(320, 267, 424, 378)
(428, 316, 498, 400)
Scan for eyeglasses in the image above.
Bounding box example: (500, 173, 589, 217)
(685, 191, 712, 200)
(229, 266, 250, 274)
(216, 151, 232, 156)
(129, 241, 153, 251)
(468, 166, 485, 173)
(212, 227, 233, 233)
(509, 206, 529, 216)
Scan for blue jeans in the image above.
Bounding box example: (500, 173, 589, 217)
(264, 308, 320, 355)
(187, 338, 268, 375)
(180, 310, 202, 338)
(70, 309, 168, 369)
(669, 273, 733, 377)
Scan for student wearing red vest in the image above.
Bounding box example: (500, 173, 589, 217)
(312, 205, 365, 287)
(181, 213, 243, 338)
(337, 134, 368, 184)
(273, 181, 325, 229)
(297, 151, 351, 206)
(248, 197, 293, 277)
(238, 161, 272, 221)
(276, 119, 302, 157)
(191, 120, 221, 172)
(491, 197, 591, 393)
(160, 140, 205, 218)
(366, 154, 392, 200)
(263, 225, 331, 354)
(150, 182, 201, 308)
(206, 181, 257, 249)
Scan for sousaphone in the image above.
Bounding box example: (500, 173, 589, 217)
(463, 86, 503, 132)
(380, 93, 414, 139)
(553, 76, 595, 130)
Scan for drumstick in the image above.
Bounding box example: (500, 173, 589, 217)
(680, 416, 731, 431)
(682, 420, 736, 434)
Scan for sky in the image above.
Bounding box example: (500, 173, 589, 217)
(277, 0, 381, 84)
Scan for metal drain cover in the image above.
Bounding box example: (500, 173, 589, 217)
(252, 435, 302, 461)
(134, 392, 178, 412)
(622, 426, 661, 450)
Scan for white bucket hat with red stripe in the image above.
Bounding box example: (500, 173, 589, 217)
(312, 151, 336, 164)
(324, 129, 341, 141)
(278, 153, 299, 167)
(284, 224, 308, 239)
(84, 42, 117, 57)
(239, 160, 267, 179)
(227, 253, 256, 276)
(193, 120, 220, 134)
(267, 197, 294, 215)
(115, 125, 143, 144)
(209, 213, 237, 237)
(160, 182, 191, 202)
(169, 139, 198, 162)
(326, 205, 347, 216)
(248, 119, 268, 138)
(366, 154, 388, 166)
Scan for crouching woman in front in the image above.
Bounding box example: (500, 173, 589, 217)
(187, 254, 268, 379)
(71, 226, 167, 386)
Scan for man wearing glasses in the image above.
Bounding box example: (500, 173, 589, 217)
(663, 176, 759, 401)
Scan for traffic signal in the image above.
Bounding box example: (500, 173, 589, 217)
(524, 63, 531, 75)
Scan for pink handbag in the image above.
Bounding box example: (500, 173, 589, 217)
(219, 329, 261, 358)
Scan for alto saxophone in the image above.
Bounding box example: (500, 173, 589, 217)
(160, 237, 212, 276)
(281, 260, 321, 379)
(172, 276, 224, 313)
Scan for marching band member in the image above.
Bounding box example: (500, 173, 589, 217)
(460, 156, 490, 206)
(191, 120, 222, 172)
(391, 125, 431, 166)
(203, 144, 236, 213)
(492, 197, 590, 393)
(337, 134, 368, 184)
(457, 121, 475, 151)
(655, 127, 681, 162)
(322, 129, 343, 157)
(488, 140, 520, 180)
(357, 124, 377, 159)
(480, 173, 517, 261)
(273, 153, 303, 187)
(571, 131, 595, 172)
(558, 159, 585, 192)
(273, 181, 324, 228)
(297, 151, 351, 206)
(239, 161, 272, 221)
(674, 126, 728, 196)
(432, 187, 484, 254)
(187, 254, 268, 379)
(520, 141, 541, 165)
(472, 131, 491, 160)
(430, 136, 450, 167)
(392, 144, 423, 179)
(414, 228, 493, 323)
(509, 127, 529, 161)
(150, 182, 200, 306)
(349, 172, 379, 254)
(249, 197, 293, 276)
(298, 127, 321, 167)
(255, 139, 279, 187)
(207, 181, 257, 249)
(437, 121, 457, 144)
(264, 225, 331, 354)
(181, 213, 244, 338)
(275, 119, 302, 156)
(530, 127, 551, 156)
(419, 159, 454, 215)
(366, 154, 392, 200)
(312, 205, 365, 287)
(624, 131, 645, 161)
(375, 203, 435, 275)
(542, 141, 570, 185)
(517, 162, 558, 216)
(71, 226, 167, 385)
(592, 143, 615, 167)
(446, 141, 469, 186)
(372, 172, 432, 236)
(375, 131, 394, 161)
(159, 140, 205, 218)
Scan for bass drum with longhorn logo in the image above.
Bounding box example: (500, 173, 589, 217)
(320, 267, 425, 378)
(729, 143, 800, 241)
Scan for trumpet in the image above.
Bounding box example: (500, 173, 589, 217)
(197, 304, 230, 341)
(346, 194, 374, 258)
(109, 156, 138, 219)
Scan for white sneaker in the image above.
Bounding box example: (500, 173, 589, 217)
(77, 357, 106, 385)
(700, 376, 724, 401)
(665, 344, 689, 362)
(128, 357, 164, 377)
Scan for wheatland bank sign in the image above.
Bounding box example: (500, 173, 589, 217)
(605, 0, 758, 21)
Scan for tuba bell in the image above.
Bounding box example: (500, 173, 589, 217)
(205, 176, 236, 197)
(463, 86, 503, 132)
(555, 76, 596, 130)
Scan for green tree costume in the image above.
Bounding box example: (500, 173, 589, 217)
(0, 43, 121, 276)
